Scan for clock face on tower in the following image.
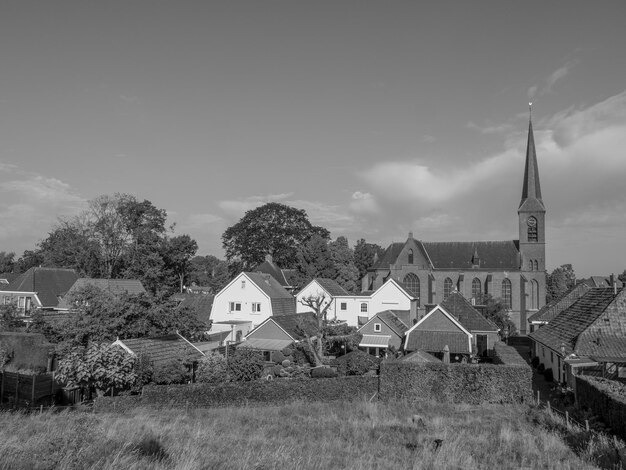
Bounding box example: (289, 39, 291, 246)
(527, 217, 537, 227)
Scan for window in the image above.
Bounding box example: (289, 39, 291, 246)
(340, 302, 347, 311)
(3, 296, 10, 305)
(235, 330, 242, 342)
(530, 279, 539, 310)
(471, 278, 481, 301)
(374, 323, 381, 332)
(402, 273, 420, 303)
(229, 302, 241, 313)
(252, 303, 261, 313)
(527, 217, 538, 242)
(534, 260, 539, 271)
(408, 249, 414, 264)
(18, 297, 25, 309)
(360, 303, 368, 313)
(241, 280, 246, 289)
(443, 278, 453, 300)
(501, 279, 512, 309)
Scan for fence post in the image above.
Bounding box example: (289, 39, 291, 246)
(31, 375, 36, 404)
(585, 420, 590, 432)
(14, 373, 20, 408)
(547, 400, 551, 414)
(565, 411, 570, 428)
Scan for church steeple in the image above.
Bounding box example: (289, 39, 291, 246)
(519, 103, 545, 212)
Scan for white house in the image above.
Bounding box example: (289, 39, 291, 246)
(296, 278, 417, 327)
(209, 272, 296, 343)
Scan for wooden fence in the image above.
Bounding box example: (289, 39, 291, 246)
(0, 371, 62, 406)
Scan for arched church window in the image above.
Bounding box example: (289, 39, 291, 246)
(408, 249, 414, 264)
(527, 217, 538, 242)
(472, 278, 482, 301)
(403, 273, 420, 305)
(443, 278, 453, 300)
(501, 279, 512, 309)
(534, 260, 539, 271)
(530, 279, 539, 310)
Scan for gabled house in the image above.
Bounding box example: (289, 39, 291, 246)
(172, 292, 214, 329)
(358, 310, 411, 357)
(527, 283, 591, 333)
(404, 305, 474, 360)
(440, 292, 500, 356)
(113, 332, 205, 369)
(238, 312, 318, 360)
(296, 277, 417, 327)
(528, 286, 626, 384)
(209, 272, 296, 343)
(0, 267, 79, 317)
(65, 278, 147, 297)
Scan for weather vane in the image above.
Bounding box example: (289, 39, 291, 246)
(529, 102, 533, 120)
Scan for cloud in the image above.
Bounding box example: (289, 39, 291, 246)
(349, 191, 379, 215)
(467, 121, 514, 135)
(218, 193, 293, 217)
(0, 166, 86, 250)
(528, 60, 578, 98)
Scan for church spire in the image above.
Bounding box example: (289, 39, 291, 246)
(519, 103, 544, 211)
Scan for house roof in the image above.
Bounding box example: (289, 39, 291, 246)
(245, 272, 294, 299)
(314, 278, 350, 297)
(405, 330, 471, 354)
(238, 338, 295, 351)
(528, 283, 591, 324)
(174, 293, 214, 326)
(360, 334, 391, 347)
(360, 310, 410, 337)
(399, 350, 442, 363)
(2, 267, 78, 307)
(529, 288, 620, 356)
(68, 278, 147, 296)
(254, 256, 291, 287)
(271, 312, 318, 339)
(0, 273, 20, 284)
(440, 292, 499, 332)
(115, 333, 204, 368)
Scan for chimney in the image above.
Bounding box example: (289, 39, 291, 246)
(408, 231, 414, 239)
(611, 273, 617, 294)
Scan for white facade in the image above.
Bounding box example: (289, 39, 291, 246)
(210, 273, 277, 342)
(296, 278, 416, 327)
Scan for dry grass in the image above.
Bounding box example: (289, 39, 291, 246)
(0, 400, 607, 470)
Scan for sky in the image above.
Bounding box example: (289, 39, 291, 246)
(1, 1, 625, 278)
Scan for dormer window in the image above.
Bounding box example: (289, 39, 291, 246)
(408, 249, 414, 264)
(527, 217, 538, 242)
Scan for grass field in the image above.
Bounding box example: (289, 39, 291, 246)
(0, 400, 619, 470)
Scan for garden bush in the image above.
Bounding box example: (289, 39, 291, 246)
(227, 349, 265, 382)
(152, 358, 189, 385)
(196, 353, 229, 384)
(311, 367, 338, 378)
(281, 347, 293, 356)
(333, 350, 380, 376)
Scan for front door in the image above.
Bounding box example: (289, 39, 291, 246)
(477, 335, 488, 356)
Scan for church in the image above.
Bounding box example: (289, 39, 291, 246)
(361, 116, 546, 335)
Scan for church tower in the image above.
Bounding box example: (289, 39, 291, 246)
(518, 105, 546, 273)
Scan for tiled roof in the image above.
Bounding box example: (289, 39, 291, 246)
(174, 293, 214, 326)
(245, 272, 294, 299)
(577, 335, 626, 362)
(528, 284, 590, 323)
(441, 292, 499, 332)
(271, 298, 297, 316)
(422, 241, 520, 270)
(271, 312, 318, 339)
(315, 278, 349, 297)
(376, 310, 410, 337)
(399, 350, 442, 363)
(0, 273, 20, 284)
(117, 334, 204, 368)
(372, 243, 405, 270)
(3, 267, 78, 307)
(405, 330, 471, 354)
(529, 288, 618, 355)
(254, 259, 289, 286)
(282, 269, 298, 288)
(68, 278, 147, 296)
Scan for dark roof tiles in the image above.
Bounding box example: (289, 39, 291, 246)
(3, 267, 78, 307)
(440, 292, 499, 332)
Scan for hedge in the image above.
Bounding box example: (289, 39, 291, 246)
(95, 376, 378, 411)
(575, 376, 626, 439)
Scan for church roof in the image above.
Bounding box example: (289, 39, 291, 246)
(373, 243, 405, 270)
(422, 241, 520, 270)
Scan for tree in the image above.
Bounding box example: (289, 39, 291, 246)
(196, 353, 229, 384)
(0, 251, 15, 273)
(15, 250, 44, 273)
(329, 236, 360, 293)
(297, 294, 334, 366)
(226, 349, 265, 381)
(292, 234, 336, 289)
(164, 235, 199, 293)
(481, 295, 516, 337)
(55, 343, 137, 397)
(222, 202, 330, 269)
(547, 264, 576, 302)
(0, 304, 25, 332)
(618, 270, 626, 287)
(353, 239, 384, 281)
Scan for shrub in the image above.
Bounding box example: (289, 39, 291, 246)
(196, 353, 229, 384)
(531, 356, 540, 368)
(281, 347, 293, 356)
(311, 367, 338, 378)
(282, 359, 291, 367)
(272, 351, 286, 364)
(537, 363, 545, 373)
(543, 368, 554, 382)
(333, 350, 381, 376)
(292, 343, 315, 366)
(152, 358, 190, 385)
(227, 349, 265, 382)
(132, 352, 154, 391)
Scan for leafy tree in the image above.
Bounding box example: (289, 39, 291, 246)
(547, 264, 576, 303)
(0, 304, 26, 332)
(55, 343, 137, 397)
(323, 323, 361, 357)
(164, 235, 199, 293)
(481, 295, 516, 337)
(329, 236, 359, 293)
(222, 202, 330, 269)
(353, 239, 384, 281)
(187, 255, 231, 293)
(152, 358, 190, 385)
(15, 250, 44, 273)
(618, 270, 626, 287)
(196, 353, 229, 384)
(292, 234, 336, 289)
(226, 349, 265, 381)
(0, 251, 15, 273)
